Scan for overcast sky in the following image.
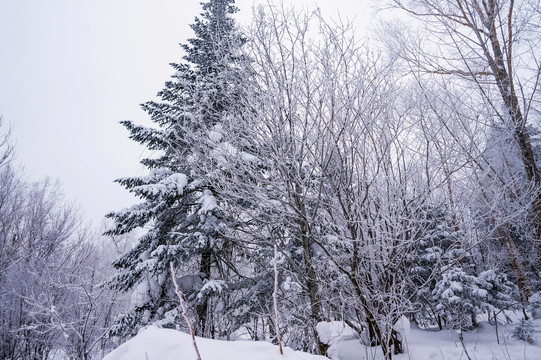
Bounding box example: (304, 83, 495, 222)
(0, 0, 374, 226)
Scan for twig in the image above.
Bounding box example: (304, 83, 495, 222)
(458, 330, 473, 360)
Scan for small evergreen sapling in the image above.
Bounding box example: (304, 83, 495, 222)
(512, 319, 535, 344)
(432, 266, 486, 330)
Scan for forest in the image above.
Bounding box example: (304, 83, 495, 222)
(2, 0, 541, 359)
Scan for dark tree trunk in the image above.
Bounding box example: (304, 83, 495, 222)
(196, 249, 212, 336)
(300, 221, 328, 356)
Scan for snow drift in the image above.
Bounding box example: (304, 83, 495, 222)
(103, 326, 327, 360)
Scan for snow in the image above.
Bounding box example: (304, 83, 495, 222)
(198, 190, 218, 214)
(474, 288, 489, 298)
(209, 124, 224, 142)
(325, 318, 541, 360)
(129, 280, 150, 307)
(197, 279, 227, 299)
(211, 141, 239, 166)
(240, 151, 258, 163)
(166, 173, 188, 193)
(449, 280, 463, 293)
(281, 276, 301, 291)
(103, 326, 327, 360)
(316, 321, 357, 346)
(176, 273, 205, 293)
(209, 140, 259, 166)
(131, 172, 187, 199)
(392, 316, 411, 337)
(103, 317, 541, 360)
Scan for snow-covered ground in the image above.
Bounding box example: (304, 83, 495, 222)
(103, 318, 541, 360)
(102, 326, 327, 360)
(326, 317, 541, 360)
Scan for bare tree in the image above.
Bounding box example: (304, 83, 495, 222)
(0, 116, 13, 168)
(212, 5, 454, 358)
(385, 0, 541, 292)
(0, 169, 125, 359)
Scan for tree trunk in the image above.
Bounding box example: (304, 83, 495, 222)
(300, 221, 328, 356)
(290, 176, 328, 355)
(483, 0, 541, 276)
(197, 249, 212, 336)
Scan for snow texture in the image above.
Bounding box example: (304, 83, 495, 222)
(197, 279, 227, 299)
(324, 317, 541, 360)
(103, 326, 327, 360)
(209, 124, 224, 142)
(103, 317, 541, 360)
(316, 321, 358, 346)
(131, 172, 187, 199)
(198, 190, 218, 214)
(392, 316, 411, 337)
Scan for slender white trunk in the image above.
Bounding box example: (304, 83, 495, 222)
(273, 243, 284, 355)
(170, 262, 202, 360)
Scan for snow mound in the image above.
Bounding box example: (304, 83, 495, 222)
(316, 321, 358, 345)
(392, 315, 410, 337)
(103, 326, 327, 360)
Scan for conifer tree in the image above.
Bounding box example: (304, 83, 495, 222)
(105, 0, 247, 337)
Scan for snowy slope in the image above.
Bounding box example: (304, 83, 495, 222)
(103, 319, 541, 360)
(103, 326, 327, 360)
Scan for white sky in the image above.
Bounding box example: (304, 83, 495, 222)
(0, 0, 374, 226)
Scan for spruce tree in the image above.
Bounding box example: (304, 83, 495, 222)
(105, 0, 247, 337)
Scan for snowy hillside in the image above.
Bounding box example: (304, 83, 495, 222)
(104, 319, 541, 360)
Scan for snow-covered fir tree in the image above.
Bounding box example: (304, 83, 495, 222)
(431, 263, 519, 331)
(105, 0, 248, 338)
